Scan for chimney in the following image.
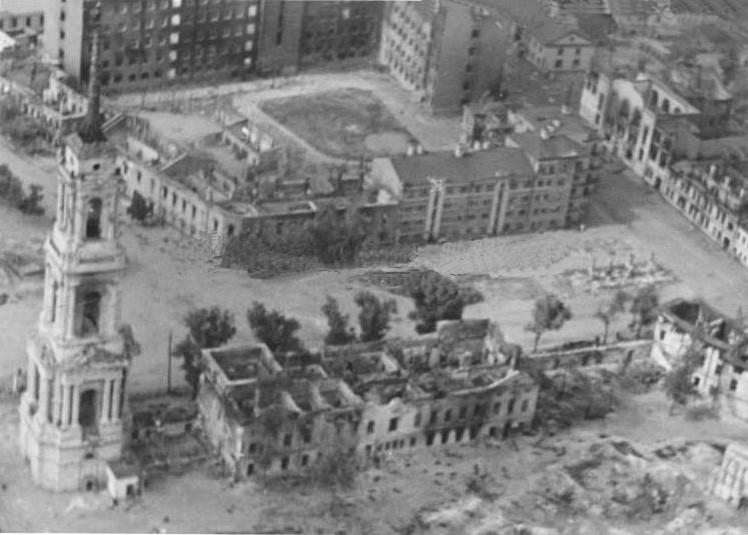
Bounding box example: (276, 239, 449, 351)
(406, 143, 415, 157)
(416, 143, 424, 155)
(454, 144, 464, 158)
(540, 128, 550, 140)
(473, 140, 482, 151)
(78, 2, 105, 144)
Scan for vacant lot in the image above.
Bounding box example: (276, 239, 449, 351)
(260, 88, 415, 159)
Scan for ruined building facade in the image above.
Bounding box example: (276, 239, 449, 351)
(197, 319, 539, 482)
(18, 131, 132, 491)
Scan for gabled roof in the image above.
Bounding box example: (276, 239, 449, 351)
(529, 21, 591, 46)
(390, 147, 534, 186)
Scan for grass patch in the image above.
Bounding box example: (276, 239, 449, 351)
(260, 88, 414, 159)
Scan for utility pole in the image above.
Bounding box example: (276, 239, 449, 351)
(167, 331, 173, 395)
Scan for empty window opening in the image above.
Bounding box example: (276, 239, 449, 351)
(86, 198, 103, 239)
(77, 290, 102, 337)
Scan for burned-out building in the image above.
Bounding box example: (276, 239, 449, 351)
(198, 343, 364, 480)
(651, 299, 748, 423)
(663, 160, 748, 268)
(196, 319, 540, 479)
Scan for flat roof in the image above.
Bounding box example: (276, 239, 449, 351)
(390, 147, 534, 186)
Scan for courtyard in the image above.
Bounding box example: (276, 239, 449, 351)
(260, 88, 416, 159)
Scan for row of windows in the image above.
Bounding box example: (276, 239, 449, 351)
(365, 398, 530, 435)
(0, 15, 43, 31)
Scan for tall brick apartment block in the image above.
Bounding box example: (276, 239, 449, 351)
(44, 0, 262, 93)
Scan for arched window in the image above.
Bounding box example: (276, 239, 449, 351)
(662, 98, 670, 114)
(650, 89, 659, 108)
(79, 389, 98, 429)
(86, 198, 103, 239)
(78, 290, 101, 336)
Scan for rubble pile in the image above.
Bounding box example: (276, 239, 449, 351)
(412, 438, 744, 535)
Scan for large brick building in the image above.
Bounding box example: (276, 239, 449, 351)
(42, 0, 261, 94)
(257, 0, 383, 75)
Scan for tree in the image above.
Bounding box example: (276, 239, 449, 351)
(663, 345, 702, 416)
(0, 165, 43, 215)
(594, 290, 629, 345)
(173, 307, 236, 399)
(405, 270, 480, 334)
(17, 184, 44, 215)
(183, 307, 237, 349)
(313, 425, 359, 515)
(171, 337, 203, 399)
(525, 293, 572, 352)
(354, 291, 397, 342)
(630, 285, 659, 338)
(321, 295, 356, 346)
(126, 190, 153, 223)
(303, 204, 368, 265)
(247, 302, 303, 353)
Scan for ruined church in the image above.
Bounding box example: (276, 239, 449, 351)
(17, 7, 133, 491)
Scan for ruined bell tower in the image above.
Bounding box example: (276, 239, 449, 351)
(18, 2, 133, 492)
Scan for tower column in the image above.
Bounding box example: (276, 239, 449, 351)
(101, 379, 111, 424)
(38, 372, 49, 422)
(71, 383, 80, 427)
(28, 360, 38, 401)
(60, 383, 70, 427)
(64, 281, 80, 339)
(112, 378, 121, 421)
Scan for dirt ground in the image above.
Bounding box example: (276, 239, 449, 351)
(260, 88, 414, 159)
(1, 386, 747, 534)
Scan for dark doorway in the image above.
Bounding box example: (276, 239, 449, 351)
(503, 421, 512, 439)
(126, 484, 136, 497)
(79, 389, 98, 430)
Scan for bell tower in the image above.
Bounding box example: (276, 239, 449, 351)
(18, 2, 133, 492)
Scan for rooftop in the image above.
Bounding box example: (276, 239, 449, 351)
(390, 147, 534, 186)
(508, 132, 583, 160)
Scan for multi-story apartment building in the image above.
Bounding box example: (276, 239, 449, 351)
(0, 0, 44, 38)
(43, 0, 261, 93)
(664, 159, 748, 267)
(523, 21, 596, 73)
(505, 130, 594, 229)
(372, 146, 534, 242)
(379, 0, 511, 113)
(257, 0, 383, 76)
(651, 299, 748, 423)
(371, 136, 591, 242)
(197, 319, 539, 481)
